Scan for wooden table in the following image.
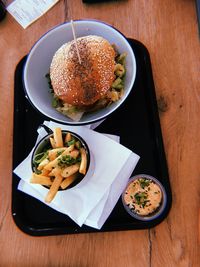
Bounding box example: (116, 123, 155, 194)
(0, 0, 199, 266)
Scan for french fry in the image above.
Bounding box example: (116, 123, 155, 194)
(30, 173, 52, 186)
(45, 169, 63, 203)
(37, 158, 49, 170)
(47, 167, 62, 177)
(41, 168, 50, 176)
(60, 173, 77, 189)
(69, 149, 79, 159)
(61, 163, 80, 177)
(47, 169, 55, 177)
(44, 145, 74, 171)
(50, 137, 56, 148)
(53, 127, 63, 148)
(65, 132, 72, 142)
(48, 147, 66, 161)
(79, 148, 87, 175)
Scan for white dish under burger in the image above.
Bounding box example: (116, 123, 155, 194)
(23, 19, 137, 125)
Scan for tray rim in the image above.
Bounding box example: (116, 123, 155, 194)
(12, 38, 172, 236)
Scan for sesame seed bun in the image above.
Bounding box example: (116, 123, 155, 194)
(50, 35, 115, 106)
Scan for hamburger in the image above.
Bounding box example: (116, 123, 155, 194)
(49, 35, 126, 121)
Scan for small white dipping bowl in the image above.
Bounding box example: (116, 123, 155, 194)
(23, 19, 136, 125)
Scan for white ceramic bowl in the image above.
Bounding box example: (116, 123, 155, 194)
(23, 19, 136, 125)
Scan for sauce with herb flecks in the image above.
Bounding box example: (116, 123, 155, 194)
(124, 178, 162, 216)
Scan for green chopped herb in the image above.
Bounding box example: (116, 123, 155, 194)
(112, 77, 122, 89)
(57, 155, 81, 168)
(33, 151, 48, 166)
(139, 178, 151, 189)
(114, 84, 124, 90)
(52, 96, 60, 108)
(134, 191, 151, 208)
(56, 150, 64, 157)
(35, 169, 42, 175)
(67, 139, 76, 146)
(67, 106, 79, 114)
(116, 52, 126, 65)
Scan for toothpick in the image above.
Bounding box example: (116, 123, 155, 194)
(70, 19, 82, 64)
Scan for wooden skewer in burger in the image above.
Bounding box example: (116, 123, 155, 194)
(70, 20, 82, 65)
(49, 21, 126, 121)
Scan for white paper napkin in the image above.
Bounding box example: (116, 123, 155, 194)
(14, 121, 140, 229)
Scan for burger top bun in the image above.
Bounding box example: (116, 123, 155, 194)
(50, 35, 116, 106)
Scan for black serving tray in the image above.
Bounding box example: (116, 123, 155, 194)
(12, 39, 172, 236)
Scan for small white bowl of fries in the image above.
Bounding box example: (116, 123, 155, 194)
(30, 125, 90, 203)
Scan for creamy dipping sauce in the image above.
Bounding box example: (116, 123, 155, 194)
(123, 177, 162, 216)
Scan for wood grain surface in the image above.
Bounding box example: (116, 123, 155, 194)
(0, 0, 199, 266)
